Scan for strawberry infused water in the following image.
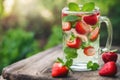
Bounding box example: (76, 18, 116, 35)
(62, 2, 113, 71)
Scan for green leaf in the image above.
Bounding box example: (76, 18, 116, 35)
(64, 47, 77, 59)
(92, 63, 99, 70)
(68, 2, 80, 11)
(87, 61, 99, 71)
(71, 22, 76, 28)
(65, 52, 78, 59)
(87, 61, 93, 69)
(57, 57, 64, 65)
(81, 42, 90, 49)
(82, 2, 95, 11)
(65, 59, 73, 67)
(63, 15, 80, 22)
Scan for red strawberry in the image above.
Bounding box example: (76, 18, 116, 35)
(84, 46, 96, 56)
(52, 62, 69, 77)
(67, 37, 82, 49)
(102, 52, 118, 63)
(62, 22, 71, 31)
(75, 21, 90, 34)
(99, 61, 117, 76)
(62, 13, 68, 17)
(89, 27, 99, 41)
(83, 14, 98, 25)
(97, 12, 100, 17)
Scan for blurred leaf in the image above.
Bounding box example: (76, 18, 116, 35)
(44, 25, 62, 49)
(0, 28, 40, 73)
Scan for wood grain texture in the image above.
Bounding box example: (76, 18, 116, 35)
(0, 76, 6, 80)
(2, 45, 120, 80)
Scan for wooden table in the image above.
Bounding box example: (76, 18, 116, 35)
(1, 45, 120, 80)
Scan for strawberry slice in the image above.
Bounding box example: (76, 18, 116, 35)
(75, 21, 90, 34)
(67, 37, 82, 49)
(52, 62, 69, 77)
(62, 22, 71, 31)
(89, 27, 99, 41)
(83, 14, 98, 25)
(99, 61, 117, 76)
(62, 13, 68, 17)
(84, 46, 96, 56)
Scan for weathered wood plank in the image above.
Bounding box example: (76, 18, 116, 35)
(0, 76, 6, 80)
(2, 45, 120, 80)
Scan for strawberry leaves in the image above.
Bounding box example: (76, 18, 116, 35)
(57, 57, 64, 65)
(57, 57, 73, 71)
(65, 59, 73, 67)
(57, 57, 73, 67)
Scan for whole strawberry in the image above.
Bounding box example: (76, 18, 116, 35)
(52, 62, 69, 77)
(102, 51, 118, 63)
(99, 61, 117, 76)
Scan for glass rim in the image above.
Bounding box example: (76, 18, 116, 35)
(62, 5, 100, 14)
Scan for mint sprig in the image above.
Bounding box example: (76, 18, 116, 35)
(87, 61, 99, 71)
(68, 2, 95, 12)
(82, 2, 95, 11)
(81, 41, 91, 49)
(57, 47, 78, 71)
(68, 2, 80, 11)
(64, 47, 78, 59)
(63, 15, 80, 22)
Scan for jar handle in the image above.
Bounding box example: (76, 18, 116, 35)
(100, 16, 113, 52)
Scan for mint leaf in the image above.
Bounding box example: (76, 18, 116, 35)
(82, 2, 95, 11)
(63, 15, 80, 22)
(87, 61, 93, 69)
(81, 42, 90, 49)
(64, 47, 77, 59)
(87, 61, 99, 71)
(65, 59, 73, 67)
(71, 22, 76, 28)
(68, 2, 80, 11)
(92, 63, 99, 70)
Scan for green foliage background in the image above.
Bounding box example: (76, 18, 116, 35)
(0, 29, 40, 73)
(0, 0, 120, 74)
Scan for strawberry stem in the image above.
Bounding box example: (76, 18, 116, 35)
(57, 58, 65, 65)
(110, 49, 118, 53)
(66, 65, 73, 72)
